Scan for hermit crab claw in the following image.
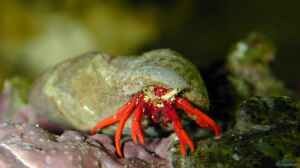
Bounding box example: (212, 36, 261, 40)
(90, 86, 221, 158)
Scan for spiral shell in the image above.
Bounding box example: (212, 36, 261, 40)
(30, 49, 209, 131)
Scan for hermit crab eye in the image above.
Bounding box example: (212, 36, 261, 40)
(142, 88, 149, 93)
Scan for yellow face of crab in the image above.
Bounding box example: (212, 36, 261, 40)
(142, 86, 182, 109)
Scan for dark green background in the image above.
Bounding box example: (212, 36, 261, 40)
(0, 0, 299, 91)
(142, 0, 299, 88)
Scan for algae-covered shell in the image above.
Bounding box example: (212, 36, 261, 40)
(30, 49, 209, 131)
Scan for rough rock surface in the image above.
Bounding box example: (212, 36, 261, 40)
(0, 123, 173, 168)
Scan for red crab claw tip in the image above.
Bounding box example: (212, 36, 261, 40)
(174, 124, 195, 157)
(115, 102, 136, 157)
(213, 124, 222, 138)
(176, 129, 195, 157)
(163, 102, 195, 157)
(175, 97, 222, 139)
(179, 143, 187, 157)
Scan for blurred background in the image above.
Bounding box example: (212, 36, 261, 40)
(0, 0, 299, 91)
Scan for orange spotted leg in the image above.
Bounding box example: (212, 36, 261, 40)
(163, 101, 195, 157)
(175, 97, 221, 139)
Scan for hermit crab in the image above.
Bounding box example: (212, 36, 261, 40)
(30, 49, 221, 157)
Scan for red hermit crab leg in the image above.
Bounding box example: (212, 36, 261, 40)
(131, 101, 145, 144)
(163, 101, 195, 157)
(175, 97, 221, 138)
(90, 95, 137, 134)
(115, 101, 136, 157)
(90, 117, 118, 135)
(90, 95, 138, 157)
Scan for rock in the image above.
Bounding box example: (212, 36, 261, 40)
(0, 123, 105, 168)
(0, 122, 177, 168)
(172, 96, 300, 168)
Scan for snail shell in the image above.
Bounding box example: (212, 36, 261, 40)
(30, 49, 209, 131)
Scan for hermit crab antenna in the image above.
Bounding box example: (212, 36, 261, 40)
(175, 97, 221, 138)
